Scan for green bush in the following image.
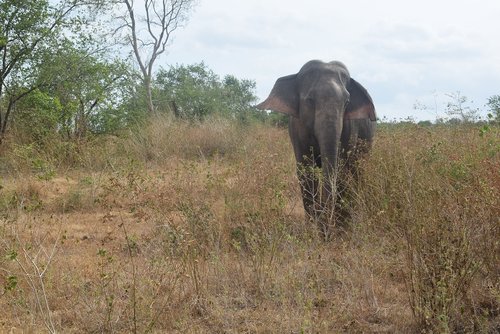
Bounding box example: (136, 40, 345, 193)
(154, 62, 261, 121)
(12, 89, 61, 145)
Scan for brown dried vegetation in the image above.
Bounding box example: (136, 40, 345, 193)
(0, 116, 498, 333)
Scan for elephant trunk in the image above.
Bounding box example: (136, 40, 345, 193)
(315, 116, 343, 205)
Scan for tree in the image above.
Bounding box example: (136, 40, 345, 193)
(486, 95, 500, 123)
(1, 0, 51, 141)
(156, 62, 221, 119)
(445, 91, 480, 124)
(0, 0, 107, 143)
(115, 0, 197, 114)
(417, 120, 433, 127)
(155, 62, 259, 121)
(8, 41, 133, 141)
(12, 89, 62, 144)
(39, 41, 132, 138)
(221, 75, 259, 118)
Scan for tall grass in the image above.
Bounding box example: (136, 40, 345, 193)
(355, 124, 499, 332)
(125, 114, 248, 163)
(0, 117, 498, 332)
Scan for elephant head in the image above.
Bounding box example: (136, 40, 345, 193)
(257, 60, 376, 230)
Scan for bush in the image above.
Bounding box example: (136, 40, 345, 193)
(354, 125, 499, 332)
(125, 114, 247, 163)
(11, 90, 61, 145)
(154, 62, 260, 121)
(1, 117, 498, 333)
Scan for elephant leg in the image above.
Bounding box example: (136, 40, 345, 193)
(298, 167, 334, 240)
(289, 122, 322, 219)
(297, 159, 340, 240)
(341, 118, 375, 177)
(334, 118, 375, 226)
(296, 161, 320, 219)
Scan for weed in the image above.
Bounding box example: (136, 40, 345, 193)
(0, 179, 44, 213)
(0, 121, 498, 333)
(0, 215, 61, 333)
(355, 125, 499, 332)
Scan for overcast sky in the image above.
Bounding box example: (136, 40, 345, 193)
(163, 0, 500, 121)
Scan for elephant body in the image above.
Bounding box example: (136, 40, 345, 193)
(257, 60, 376, 234)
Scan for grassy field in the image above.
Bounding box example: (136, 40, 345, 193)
(0, 116, 498, 333)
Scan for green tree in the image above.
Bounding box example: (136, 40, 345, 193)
(156, 63, 221, 119)
(486, 95, 500, 123)
(155, 62, 259, 121)
(39, 41, 132, 138)
(98, 77, 149, 133)
(221, 75, 260, 122)
(417, 120, 433, 127)
(13, 89, 62, 144)
(0, 0, 107, 143)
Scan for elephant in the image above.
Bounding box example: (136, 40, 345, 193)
(257, 60, 376, 235)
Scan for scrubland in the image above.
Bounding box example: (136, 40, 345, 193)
(0, 116, 498, 333)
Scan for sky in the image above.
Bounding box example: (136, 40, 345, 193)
(162, 0, 500, 121)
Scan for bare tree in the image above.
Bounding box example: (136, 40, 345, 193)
(445, 91, 480, 124)
(116, 0, 197, 114)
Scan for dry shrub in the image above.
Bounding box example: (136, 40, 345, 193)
(0, 177, 44, 213)
(0, 214, 63, 333)
(0, 121, 498, 333)
(354, 125, 499, 333)
(51, 176, 100, 213)
(126, 114, 245, 163)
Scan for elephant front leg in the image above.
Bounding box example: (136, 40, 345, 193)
(296, 164, 320, 219)
(341, 118, 375, 178)
(297, 165, 335, 240)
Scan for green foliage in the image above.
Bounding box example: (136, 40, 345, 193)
(10, 143, 56, 180)
(6, 249, 18, 261)
(13, 89, 61, 143)
(417, 120, 432, 127)
(0, 0, 57, 132)
(266, 111, 289, 127)
(39, 41, 133, 137)
(4, 39, 135, 141)
(486, 95, 500, 123)
(92, 78, 146, 134)
(4, 275, 18, 292)
(0, 0, 110, 140)
(0, 0, 50, 58)
(155, 62, 260, 121)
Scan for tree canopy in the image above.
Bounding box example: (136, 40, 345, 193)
(155, 62, 259, 121)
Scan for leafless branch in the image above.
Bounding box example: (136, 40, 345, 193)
(11, 227, 62, 334)
(118, 0, 195, 113)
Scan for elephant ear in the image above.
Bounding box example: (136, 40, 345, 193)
(345, 78, 376, 121)
(256, 74, 299, 117)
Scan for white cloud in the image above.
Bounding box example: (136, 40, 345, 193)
(163, 0, 500, 121)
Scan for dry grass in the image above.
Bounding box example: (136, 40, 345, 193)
(0, 117, 498, 333)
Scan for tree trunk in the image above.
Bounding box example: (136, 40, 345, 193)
(0, 97, 16, 143)
(143, 75, 155, 114)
